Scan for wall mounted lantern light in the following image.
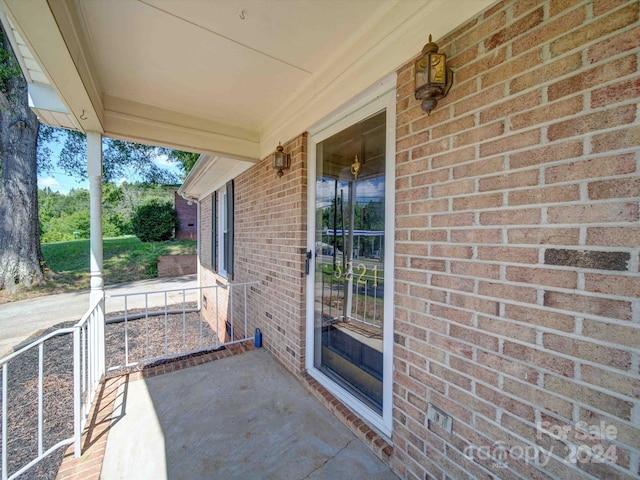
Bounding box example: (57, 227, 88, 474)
(273, 142, 291, 177)
(414, 34, 453, 115)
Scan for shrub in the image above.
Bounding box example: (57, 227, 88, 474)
(131, 200, 177, 242)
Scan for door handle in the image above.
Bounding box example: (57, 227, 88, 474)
(305, 250, 313, 275)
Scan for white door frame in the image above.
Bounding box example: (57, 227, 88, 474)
(305, 74, 396, 437)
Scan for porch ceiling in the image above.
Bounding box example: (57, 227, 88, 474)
(0, 0, 494, 164)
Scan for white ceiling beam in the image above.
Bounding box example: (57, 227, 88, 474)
(102, 95, 261, 160)
(103, 110, 261, 161)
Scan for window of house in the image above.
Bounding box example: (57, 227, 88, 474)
(211, 180, 234, 279)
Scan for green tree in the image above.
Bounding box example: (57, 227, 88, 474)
(170, 150, 200, 174)
(101, 182, 178, 237)
(39, 187, 66, 226)
(41, 210, 91, 243)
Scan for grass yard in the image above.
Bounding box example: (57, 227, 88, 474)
(0, 236, 196, 304)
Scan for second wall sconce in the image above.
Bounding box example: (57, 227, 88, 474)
(414, 34, 453, 115)
(273, 142, 291, 177)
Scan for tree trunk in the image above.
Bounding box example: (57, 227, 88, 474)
(0, 30, 46, 292)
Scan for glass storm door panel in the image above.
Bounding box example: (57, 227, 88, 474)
(314, 110, 386, 413)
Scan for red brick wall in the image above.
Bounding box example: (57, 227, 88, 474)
(174, 191, 197, 240)
(199, 194, 213, 270)
(233, 134, 308, 376)
(197, 135, 308, 376)
(393, 1, 639, 479)
(199, 194, 225, 343)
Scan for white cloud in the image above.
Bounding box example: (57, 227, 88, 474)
(357, 178, 385, 200)
(38, 177, 61, 189)
(38, 175, 88, 195)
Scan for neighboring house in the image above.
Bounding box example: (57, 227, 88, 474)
(3, 1, 638, 479)
(174, 191, 197, 241)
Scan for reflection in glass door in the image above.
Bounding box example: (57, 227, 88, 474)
(314, 110, 386, 413)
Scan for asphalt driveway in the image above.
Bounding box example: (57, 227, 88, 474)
(0, 274, 197, 358)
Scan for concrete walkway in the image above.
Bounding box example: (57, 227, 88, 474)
(99, 349, 397, 480)
(0, 275, 198, 358)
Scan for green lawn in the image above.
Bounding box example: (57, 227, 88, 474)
(1, 236, 196, 303)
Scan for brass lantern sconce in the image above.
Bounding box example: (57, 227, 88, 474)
(414, 34, 453, 115)
(273, 142, 290, 177)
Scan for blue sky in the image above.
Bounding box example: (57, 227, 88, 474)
(38, 171, 88, 194)
(37, 139, 84, 194)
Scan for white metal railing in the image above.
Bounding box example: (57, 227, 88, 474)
(0, 295, 104, 480)
(73, 296, 105, 454)
(106, 281, 259, 371)
(0, 281, 258, 478)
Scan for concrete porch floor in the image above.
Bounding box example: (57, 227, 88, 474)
(59, 345, 397, 479)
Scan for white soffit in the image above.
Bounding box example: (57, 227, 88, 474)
(0, 9, 80, 130)
(0, 0, 101, 132)
(179, 154, 254, 200)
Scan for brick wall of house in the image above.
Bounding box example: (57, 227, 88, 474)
(197, 136, 308, 376)
(233, 134, 308, 377)
(174, 191, 197, 240)
(201, 281, 231, 345)
(199, 193, 213, 271)
(199, 195, 244, 345)
(393, 1, 640, 479)
(199, 195, 223, 342)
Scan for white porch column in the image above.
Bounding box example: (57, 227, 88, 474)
(87, 131, 103, 299)
(87, 131, 105, 378)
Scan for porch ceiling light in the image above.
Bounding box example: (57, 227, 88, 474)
(414, 34, 453, 115)
(273, 142, 291, 177)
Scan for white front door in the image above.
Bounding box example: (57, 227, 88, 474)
(306, 82, 395, 436)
